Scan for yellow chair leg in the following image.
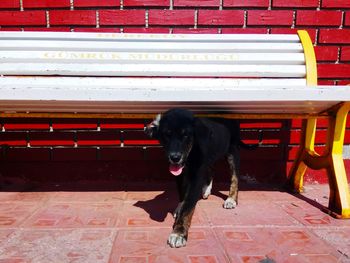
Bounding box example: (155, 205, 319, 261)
(287, 103, 350, 218)
(288, 118, 317, 193)
(288, 155, 307, 193)
(325, 103, 350, 218)
(327, 155, 350, 218)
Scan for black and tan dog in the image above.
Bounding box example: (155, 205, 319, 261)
(145, 108, 260, 248)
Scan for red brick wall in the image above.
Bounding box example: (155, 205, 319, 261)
(0, 0, 349, 185)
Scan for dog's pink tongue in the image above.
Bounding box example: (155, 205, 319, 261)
(169, 164, 183, 176)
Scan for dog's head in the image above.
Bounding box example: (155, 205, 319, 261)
(145, 108, 199, 176)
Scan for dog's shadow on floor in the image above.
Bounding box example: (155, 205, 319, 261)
(133, 183, 295, 223)
(133, 190, 177, 222)
(133, 188, 229, 223)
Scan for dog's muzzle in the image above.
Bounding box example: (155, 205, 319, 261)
(169, 153, 184, 176)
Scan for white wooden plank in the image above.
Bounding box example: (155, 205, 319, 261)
(0, 63, 306, 77)
(0, 86, 350, 114)
(0, 100, 338, 115)
(0, 40, 304, 53)
(0, 51, 305, 65)
(0, 76, 307, 88)
(0, 31, 301, 43)
(1, 85, 349, 102)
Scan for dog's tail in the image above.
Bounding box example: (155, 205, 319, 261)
(239, 129, 263, 150)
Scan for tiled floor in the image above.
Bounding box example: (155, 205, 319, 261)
(0, 182, 349, 263)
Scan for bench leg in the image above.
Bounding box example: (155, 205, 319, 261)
(288, 118, 318, 193)
(287, 103, 350, 218)
(325, 103, 350, 218)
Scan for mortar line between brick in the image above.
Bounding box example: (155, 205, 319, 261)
(96, 146, 101, 160)
(46, 10, 50, 28)
(336, 46, 341, 64)
(49, 120, 53, 132)
(194, 10, 198, 29)
(315, 29, 319, 46)
(19, 0, 23, 11)
(70, 0, 74, 10)
(291, 10, 296, 29)
(73, 131, 78, 148)
(318, 0, 322, 10)
(145, 10, 149, 28)
(97, 120, 101, 132)
(340, 11, 345, 29)
(26, 131, 30, 148)
(96, 10, 100, 28)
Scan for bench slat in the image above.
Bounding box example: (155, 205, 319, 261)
(0, 76, 307, 87)
(2, 85, 348, 102)
(0, 102, 322, 112)
(0, 31, 301, 43)
(1, 83, 349, 115)
(0, 40, 304, 53)
(0, 100, 342, 115)
(0, 63, 306, 77)
(0, 51, 305, 65)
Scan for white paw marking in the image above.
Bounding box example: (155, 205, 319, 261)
(202, 180, 213, 199)
(173, 202, 183, 219)
(168, 233, 187, 248)
(223, 197, 237, 209)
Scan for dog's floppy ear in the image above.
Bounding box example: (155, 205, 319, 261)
(144, 114, 161, 139)
(194, 118, 212, 156)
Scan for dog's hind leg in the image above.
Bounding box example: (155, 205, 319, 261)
(202, 167, 214, 199)
(202, 178, 213, 199)
(224, 151, 239, 209)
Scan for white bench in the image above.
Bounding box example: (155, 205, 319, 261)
(0, 30, 349, 218)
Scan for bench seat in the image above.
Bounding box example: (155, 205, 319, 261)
(0, 77, 349, 116)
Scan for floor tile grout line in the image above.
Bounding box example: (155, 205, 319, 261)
(208, 226, 235, 263)
(107, 229, 119, 263)
(15, 195, 53, 229)
(7, 224, 349, 232)
(303, 226, 350, 261)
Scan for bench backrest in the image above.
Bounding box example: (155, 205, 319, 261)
(0, 30, 330, 117)
(0, 31, 313, 86)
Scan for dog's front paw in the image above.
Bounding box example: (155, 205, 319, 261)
(168, 233, 187, 248)
(223, 197, 237, 209)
